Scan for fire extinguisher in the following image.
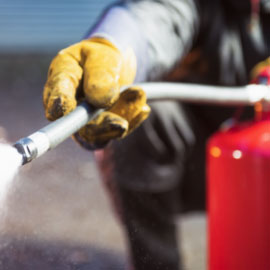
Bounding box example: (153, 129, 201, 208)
(207, 59, 270, 270)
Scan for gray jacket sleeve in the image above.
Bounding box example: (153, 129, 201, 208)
(125, 0, 200, 80)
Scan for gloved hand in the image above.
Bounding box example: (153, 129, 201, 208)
(74, 86, 150, 149)
(43, 37, 150, 149)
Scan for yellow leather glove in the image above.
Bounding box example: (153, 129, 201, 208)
(43, 37, 150, 149)
(75, 86, 150, 149)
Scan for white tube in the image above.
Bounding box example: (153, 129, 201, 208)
(14, 82, 270, 164)
(139, 83, 270, 105)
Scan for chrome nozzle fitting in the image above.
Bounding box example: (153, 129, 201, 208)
(13, 138, 38, 165)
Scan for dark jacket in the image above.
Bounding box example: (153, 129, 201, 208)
(125, 0, 270, 85)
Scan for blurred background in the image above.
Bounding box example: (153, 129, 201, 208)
(0, 1, 206, 269)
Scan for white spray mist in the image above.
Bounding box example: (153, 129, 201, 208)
(0, 143, 22, 204)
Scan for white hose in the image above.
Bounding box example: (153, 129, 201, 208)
(14, 82, 270, 164)
(140, 82, 270, 105)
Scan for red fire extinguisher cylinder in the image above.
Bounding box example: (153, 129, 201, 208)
(208, 119, 270, 270)
(208, 60, 270, 270)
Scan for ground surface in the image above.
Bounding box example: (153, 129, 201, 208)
(0, 54, 206, 270)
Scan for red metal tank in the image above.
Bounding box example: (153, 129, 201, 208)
(207, 115, 270, 270)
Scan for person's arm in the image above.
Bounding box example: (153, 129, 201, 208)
(88, 0, 200, 81)
(43, 0, 200, 150)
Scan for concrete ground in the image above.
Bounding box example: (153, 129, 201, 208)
(0, 54, 206, 270)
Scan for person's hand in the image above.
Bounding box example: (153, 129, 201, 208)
(74, 86, 150, 149)
(43, 37, 150, 149)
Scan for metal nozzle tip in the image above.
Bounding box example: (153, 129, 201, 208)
(13, 138, 37, 165)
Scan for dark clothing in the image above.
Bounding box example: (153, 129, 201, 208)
(126, 0, 270, 84)
(94, 0, 270, 269)
(118, 185, 181, 270)
(106, 102, 251, 206)
(98, 101, 253, 269)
